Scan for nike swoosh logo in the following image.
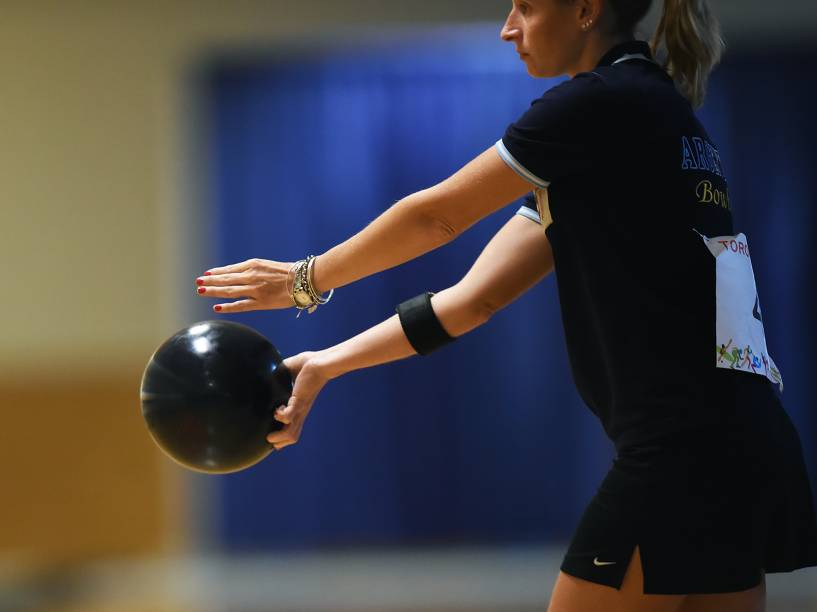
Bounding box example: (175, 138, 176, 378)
(593, 557, 617, 566)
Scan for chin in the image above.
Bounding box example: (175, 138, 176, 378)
(525, 61, 560, 79)
(529, 67, 555, 79)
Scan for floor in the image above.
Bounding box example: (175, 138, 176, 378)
(1, 547, 815, 612)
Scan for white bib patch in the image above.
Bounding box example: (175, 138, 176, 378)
(698, 231, 783, 391)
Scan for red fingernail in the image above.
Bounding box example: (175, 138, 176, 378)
(197, 287, 206, 294)
(196, 278, 204, 286)
(214, 305, 222, 312)
(204, 272, 212, 276)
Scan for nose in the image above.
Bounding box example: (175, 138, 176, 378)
(500, 9, 521, 42)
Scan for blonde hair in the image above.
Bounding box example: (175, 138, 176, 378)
(606, 0, 725, 108)
(650, 0, 725, 108)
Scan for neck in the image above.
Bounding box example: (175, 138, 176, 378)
(567, 34, 632, 77)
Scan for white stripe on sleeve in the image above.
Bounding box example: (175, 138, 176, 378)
(515, 206, 542, 224)
(495, 139, 551, 189)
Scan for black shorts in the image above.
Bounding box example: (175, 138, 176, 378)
(561, 375, 817, 595)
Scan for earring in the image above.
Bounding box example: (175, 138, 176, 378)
(582, 18, 593, 31)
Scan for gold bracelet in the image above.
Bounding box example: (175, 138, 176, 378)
(286, 261, 299, 306)
(290, 259, 315, 317)
(290, 255, 334, 317)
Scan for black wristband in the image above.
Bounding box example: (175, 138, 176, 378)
(396, 292, 456, 356)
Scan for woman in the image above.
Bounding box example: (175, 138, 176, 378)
(195, 1, 817, 610)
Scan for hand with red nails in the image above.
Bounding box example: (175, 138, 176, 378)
(267, 351, 331, 451)
(195, 258, 297, 314)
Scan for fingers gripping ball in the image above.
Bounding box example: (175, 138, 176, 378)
(140, 321, 292, 474)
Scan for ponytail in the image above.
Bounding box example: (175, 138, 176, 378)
(650, 0, 725, 108)
(607, 0, 724, 108)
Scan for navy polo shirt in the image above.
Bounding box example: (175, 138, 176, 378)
(498, 41, 737, 448)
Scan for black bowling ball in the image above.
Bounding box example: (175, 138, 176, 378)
(140, 320, 292, 474)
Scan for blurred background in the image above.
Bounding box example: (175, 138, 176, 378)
(2, 1, 816, 610)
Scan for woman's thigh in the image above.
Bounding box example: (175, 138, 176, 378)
(677, 578, 766, 612)
(547, 547, 767, 612)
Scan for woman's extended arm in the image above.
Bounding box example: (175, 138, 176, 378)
(198, 147, 532, 313)
(267, 213, 553, 450)
(310, 148, 533, 294)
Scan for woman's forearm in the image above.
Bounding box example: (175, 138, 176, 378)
(309, 148, 532, 295)
(314, 314, 416, 379)
(310, 190, 453, 295)
(315, 287, 485, 379)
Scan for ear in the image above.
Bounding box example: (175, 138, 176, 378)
(574, 0, 603, 27)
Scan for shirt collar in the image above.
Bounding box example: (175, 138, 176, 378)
(595, 40, 653, 68)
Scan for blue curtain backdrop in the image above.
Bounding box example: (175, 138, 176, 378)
(203, 27, 817, 551)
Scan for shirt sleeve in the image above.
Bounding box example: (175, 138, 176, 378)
(515, 192, 541, 224)
(497, 72, 612, 187)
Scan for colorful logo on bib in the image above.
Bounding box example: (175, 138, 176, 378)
(716, 338, 781, 383)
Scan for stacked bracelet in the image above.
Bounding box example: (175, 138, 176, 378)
(291, 255, 334, 317)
